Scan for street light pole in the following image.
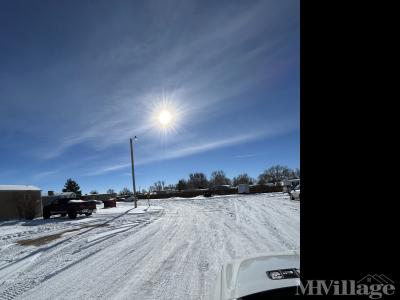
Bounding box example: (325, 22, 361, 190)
(130, 136, 138, 208)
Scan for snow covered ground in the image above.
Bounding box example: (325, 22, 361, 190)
(0, 193, 299, 300)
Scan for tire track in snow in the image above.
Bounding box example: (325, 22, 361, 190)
(0, 195, 299, 300)
(0, 209, 164, 300)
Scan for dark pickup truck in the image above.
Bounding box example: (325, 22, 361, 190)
(42, 198, 97, 219)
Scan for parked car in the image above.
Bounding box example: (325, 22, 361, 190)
(290, 184, 300, 200)
(42, 198, 97, 219)
(210, 251, 300, 300)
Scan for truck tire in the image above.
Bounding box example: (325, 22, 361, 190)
(85, 212, 92, 216)
(204, 191, 212, 197)
(43, 210, 50, 219)
(68, 212, 77, 219)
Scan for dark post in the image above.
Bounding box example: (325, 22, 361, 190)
(130, 137, 137, 208)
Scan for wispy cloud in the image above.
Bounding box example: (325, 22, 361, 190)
(140, 133, 263, 165)
(36, 118, 152, 159)
(84, 120, 297, 177)
(32, 170, 58, 180)
(1, 0, 299, 191)
(234, 153, 261, 159)
(85, 163, 131, 176)
(27, 0, 298, 161)
(85, 131, 264, 176)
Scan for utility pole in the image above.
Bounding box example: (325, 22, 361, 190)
(130, 137, 138, 208)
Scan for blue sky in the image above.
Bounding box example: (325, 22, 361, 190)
(0, 0, 299, 194)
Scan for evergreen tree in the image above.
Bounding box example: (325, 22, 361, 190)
(63, 178, 81, 196)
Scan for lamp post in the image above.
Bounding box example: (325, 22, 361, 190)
(130, 136, 138, 208)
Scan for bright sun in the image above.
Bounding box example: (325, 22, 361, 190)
(148, 96, 182, 137)
(158, 110, 172, 127)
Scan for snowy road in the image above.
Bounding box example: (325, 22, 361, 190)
(0, 193, 299, 300)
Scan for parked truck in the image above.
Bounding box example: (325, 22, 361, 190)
(42, 194, 96, 219)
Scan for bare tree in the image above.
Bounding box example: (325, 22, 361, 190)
(166, 184, 175, 190)
(257, 174, 269, 184)
(232, 173, 255, 186)
(176, 179, 188, 191)
(188, 173, 208, 189)
(106, 188, 115, 194)
(258, 165, 296, 184)
(155, 181, 162, 191)
(120, 187, 131, 196)
(209, 170, 231, 187)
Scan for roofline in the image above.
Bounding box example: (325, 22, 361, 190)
(0, 185, 41, 191)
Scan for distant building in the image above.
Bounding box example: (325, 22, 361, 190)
(283, 179, 300, 186)
(211, 185, 231, 191)
(81, 193, 116, 201)
(155, 190, 167, 194)
(163, 188, 176, 194)
(238, 184, 250, 194)
(0, 185, 42, 219)
(249, 184, 284, 193)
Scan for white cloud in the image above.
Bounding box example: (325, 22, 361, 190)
(85, 163, 131, 176)
(84, 122, 296, 176)
(32, 170, 58, 180)
(234, 153, 260, 159)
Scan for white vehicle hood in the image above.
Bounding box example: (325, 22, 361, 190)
(213, 250, 300, 300)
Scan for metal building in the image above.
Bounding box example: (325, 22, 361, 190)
(238, 184, 250, 194)
(0, 185, 42, 219)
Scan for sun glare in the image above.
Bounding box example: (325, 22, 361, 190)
(145, 92, 186, 140)
(158, 110, 172, 127)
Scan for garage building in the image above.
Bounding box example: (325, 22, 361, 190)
(0, 185, 42, 219)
